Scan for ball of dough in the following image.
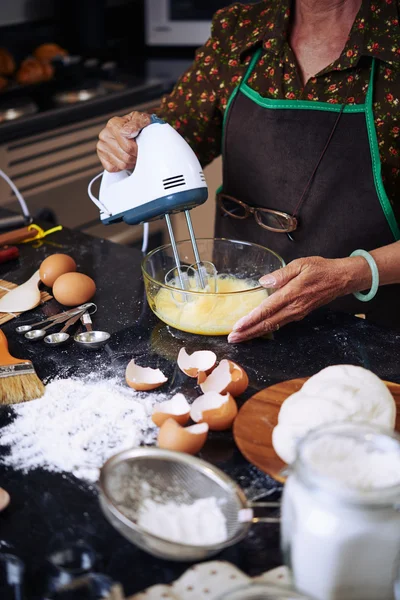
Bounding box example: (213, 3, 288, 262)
(272, 365, 396, 465)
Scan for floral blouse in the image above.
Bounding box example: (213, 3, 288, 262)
(157, 0, 400, 220)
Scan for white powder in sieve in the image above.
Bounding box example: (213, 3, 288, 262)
(0, 377, 164, 482)
(137, 497, 228, 546)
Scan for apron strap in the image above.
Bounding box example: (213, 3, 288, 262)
(364, 58, 400, 241)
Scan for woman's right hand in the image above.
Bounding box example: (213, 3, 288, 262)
(96, 111, 151, 173)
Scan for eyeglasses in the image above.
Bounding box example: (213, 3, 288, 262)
(217, 193, 298, 233)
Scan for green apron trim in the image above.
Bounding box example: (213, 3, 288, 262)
(240, 85, 365, 113)
(364, 61, 400, 240)
(221, 48, 400, 240)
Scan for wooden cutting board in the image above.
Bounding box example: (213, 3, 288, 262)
(233, 378, 400, 484)
(0, 278, 52, 326)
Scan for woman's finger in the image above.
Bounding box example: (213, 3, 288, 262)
(99, 120, 138, 157)
(120, 112, 152, 138)
(228, 306, 295, 343)
(97, 138, 137, 169)
(232, 286, 292, 333)
(259, 260, 303, 289)
(97, 142, 132, 172)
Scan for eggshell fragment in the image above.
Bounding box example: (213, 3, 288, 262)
(152, 393, 190, 427)
(125, 360, 168, 391)
(53, 272, 96, 306)
(39, 254, 77, 287)
(177, 347, 217, 378)
(197, 371, 208, 385)
(200, 359, 249, 397)
(190, 392, 238, 431)
(158, 418, 209, 455)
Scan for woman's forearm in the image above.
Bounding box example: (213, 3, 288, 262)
(342, 241, 400, 295)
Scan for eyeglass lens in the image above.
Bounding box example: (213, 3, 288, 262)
(255, 210, 293, 231)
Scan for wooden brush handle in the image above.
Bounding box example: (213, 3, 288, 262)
(0, 227, 36, 246)
(0, 329, 25, 366)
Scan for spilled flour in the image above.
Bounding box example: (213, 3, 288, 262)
(0, 377, 165, 482)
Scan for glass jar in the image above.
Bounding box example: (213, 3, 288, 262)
(281, 422, 400, 600)
(215, 582, 312, 599)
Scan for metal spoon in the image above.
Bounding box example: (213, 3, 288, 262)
(44, 311, 86, 346)
(16, 302, 97, 334)
(24, 313, 76, 341)
(74, 312, 110, 350)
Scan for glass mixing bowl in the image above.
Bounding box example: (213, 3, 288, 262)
(142, 238, 285, 336)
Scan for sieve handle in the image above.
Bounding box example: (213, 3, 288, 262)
(240, 502, 281, 525)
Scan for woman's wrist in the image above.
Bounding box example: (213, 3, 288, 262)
(337, 256, 373, 296)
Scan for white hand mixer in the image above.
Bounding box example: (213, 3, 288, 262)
(88, 114, 216, 291)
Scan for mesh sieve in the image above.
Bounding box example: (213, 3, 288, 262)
(99, 448, 252, 561)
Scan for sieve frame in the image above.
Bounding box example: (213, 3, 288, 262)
(98, 447, 252, 561)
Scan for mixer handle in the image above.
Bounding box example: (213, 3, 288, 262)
(87, 173, 114, 216)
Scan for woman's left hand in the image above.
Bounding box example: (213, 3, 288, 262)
(228, 255, 369, 343)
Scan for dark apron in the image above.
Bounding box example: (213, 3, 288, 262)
(216, 49, 400, 327)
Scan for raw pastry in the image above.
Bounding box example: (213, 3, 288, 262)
(272, 365, 396, 464)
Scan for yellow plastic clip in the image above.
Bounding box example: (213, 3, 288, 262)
(22, 224, 63, 245)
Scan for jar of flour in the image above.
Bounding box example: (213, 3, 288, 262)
(281, 422, 400, 600)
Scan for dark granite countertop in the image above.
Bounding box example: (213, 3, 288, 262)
(0, 224, 400, 598)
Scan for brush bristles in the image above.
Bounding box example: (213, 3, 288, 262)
(0, 373, 45, 405)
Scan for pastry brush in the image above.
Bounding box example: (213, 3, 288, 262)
(0, 329, 45, 404)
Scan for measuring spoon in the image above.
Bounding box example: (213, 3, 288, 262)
(24, 314, 73, 342)
(74, 312, 110, 350)
(16, 302, 96, 334)
(44, 311, 86, 346)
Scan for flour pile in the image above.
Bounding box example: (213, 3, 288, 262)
(0, 377, 163, 482)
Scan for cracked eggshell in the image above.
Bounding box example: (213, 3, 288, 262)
(177, 347, 217, 378)
(125, 359, 168, 391)
(200, 359, 249, 397)
(157, 418, 209, 455)
(190, 392, 238, 431)
(152, 393, 191, 427)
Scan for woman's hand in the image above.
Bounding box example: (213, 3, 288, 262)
(97, 111, 151, 172)
(228, 255, 371, 343)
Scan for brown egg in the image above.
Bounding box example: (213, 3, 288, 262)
(53, 272, 96, 306)
(158, 418, 209, 455)
(39, 254, 77, 287)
